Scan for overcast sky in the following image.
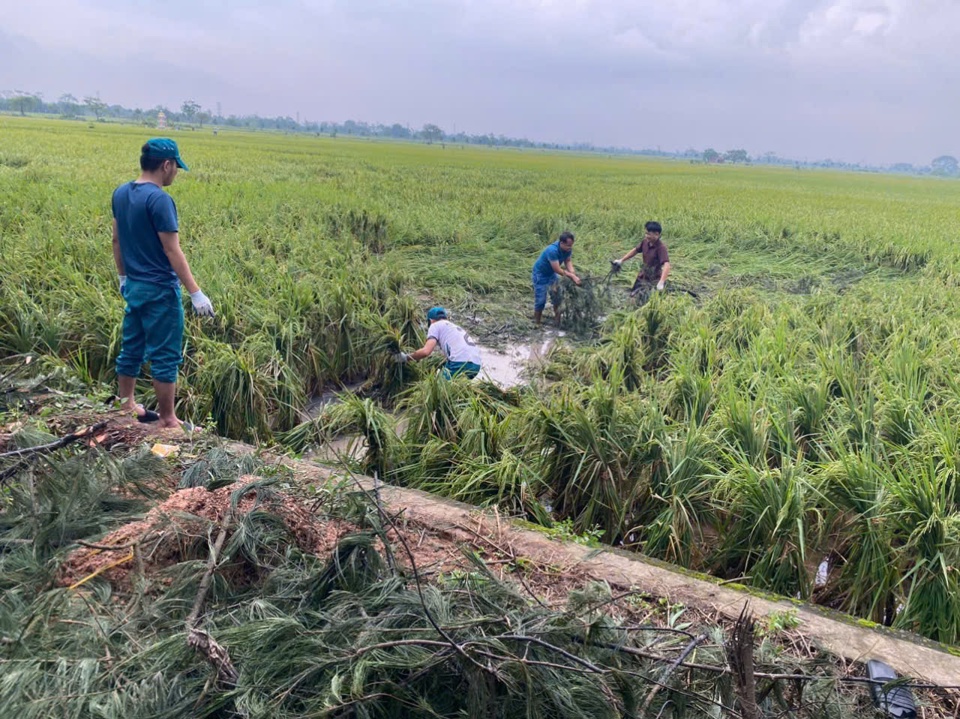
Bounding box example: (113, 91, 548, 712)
(2, 0, 957, 164)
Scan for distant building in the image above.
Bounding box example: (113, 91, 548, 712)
(157, 111, 167, 129)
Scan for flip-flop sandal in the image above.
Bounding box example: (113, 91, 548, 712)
(136, 409, 161, 423)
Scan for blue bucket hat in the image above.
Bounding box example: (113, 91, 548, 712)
(427, 307, 448, 322)
(143, 138, 189, 171)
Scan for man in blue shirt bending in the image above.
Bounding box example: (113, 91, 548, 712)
(531, 230, 580, 326)
(112, 138, 214, 430)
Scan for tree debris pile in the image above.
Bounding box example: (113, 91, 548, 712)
(0, 423, 956, 718)
(56, 478, 342, 591)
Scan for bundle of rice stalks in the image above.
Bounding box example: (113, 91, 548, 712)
(280, 394, 397, 478)
(364, 317, 422, 398)
(522, 379, 665, 542)
(713, 455, 823, 599)
(399, 373, 516, 445)
(636, 425, 717, 566)
(888, 456, 960, 644)
(553, 275, 612, 335)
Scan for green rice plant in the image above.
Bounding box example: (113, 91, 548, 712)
(816, 345, 878, 452)
(399, 373, 515, 445)
(715, 389, 771, 466)
(665, 321, 718, 425)
(876, 340, 931, 448)
(325, 395, 398, 478)
(911, 409, 960, 507)
(522, 375, 665, 542)
(786, 377, 834, 453)
(0, 288, 65, 356)
(188, 336, 277, 442)
(714, 454, 823, 598)
(382, 292, 425, 350)
(709, 290, 771, 354)
(588, 312, 649, 391)
(768, 395, 802, 460)
(362, 313, 422, 398)
(454, 395, 513, 460)
(637, 425, 717, 566)
(423, 450, 548, 520)
(888, 456, 960, 643)
(395, 436, 456, 488)
(820, 451, 898, 623)
(328, 207, 390, 255)
(669, 367, 714, 426)
(634, 292, 676, 372)
(314, 278, 369, 382)
(275, 412, 326, 455)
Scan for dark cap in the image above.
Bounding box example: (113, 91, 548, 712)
(142, 138, 189, 171)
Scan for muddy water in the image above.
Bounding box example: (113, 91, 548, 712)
(308, 434, 366, 463)
(303, 380, 366, 420)
(477, 334, 558, 388)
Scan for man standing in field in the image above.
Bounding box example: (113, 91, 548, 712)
(532, 230, 580, 326)
(397, 307, 483, 379)
(112, 138, 214, 430)
(612, 221, 670, 302)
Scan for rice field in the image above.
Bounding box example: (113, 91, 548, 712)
(4, 115, 960, 644)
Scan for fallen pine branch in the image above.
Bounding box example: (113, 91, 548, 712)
(0, 421, 110, 485)
(185, 502, 239, 688)
(0, 421, 108, 460)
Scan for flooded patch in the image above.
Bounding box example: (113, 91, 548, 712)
(306, 434, 366, 463)
(477, 335, 558, 388)
(303, 380, 366, 419)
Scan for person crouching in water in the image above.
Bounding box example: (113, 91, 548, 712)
(396, 307, 483, 379)
(612, 221, 670, 302)
(532, 230, 580, 326)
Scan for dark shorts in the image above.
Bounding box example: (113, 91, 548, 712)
(442, 361, 481, 380)
(115, 279, 184, 384)
(630, 277, 657, 304)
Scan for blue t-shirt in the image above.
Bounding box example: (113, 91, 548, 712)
(112, 181, 179, 287)
(532, 242, 572, 284)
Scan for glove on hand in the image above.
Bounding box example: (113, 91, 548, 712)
(190, 289, 215, 317)
(611, 260, 622, 273)
(656, 282, 665, 291)
(119, 275, 127, 295)
(394, 352, 410, 364)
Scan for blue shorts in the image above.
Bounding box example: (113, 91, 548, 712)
(115, 279, 184, 384)
(442, 361, 481, 380)
(532, 275, 558, 312)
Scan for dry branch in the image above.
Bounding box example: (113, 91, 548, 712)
(727, 603, 759, 719)
(185, 506, 239, 687)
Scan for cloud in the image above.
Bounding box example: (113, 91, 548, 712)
(2, 0, 958, 163)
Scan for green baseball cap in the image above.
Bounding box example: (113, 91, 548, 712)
(142, 138, 189, 171)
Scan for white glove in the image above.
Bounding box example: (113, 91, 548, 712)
(612, 259, 622, 269)
(119, 275, 127, 295)
(656, 282, 665, 291)
(394, 352, 410, 364)
(190, 289, 215, 317)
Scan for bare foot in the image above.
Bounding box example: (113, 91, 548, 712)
(157, 418, 200, 433)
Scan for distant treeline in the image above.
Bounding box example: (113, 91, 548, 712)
(0, 91, 952, 175)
